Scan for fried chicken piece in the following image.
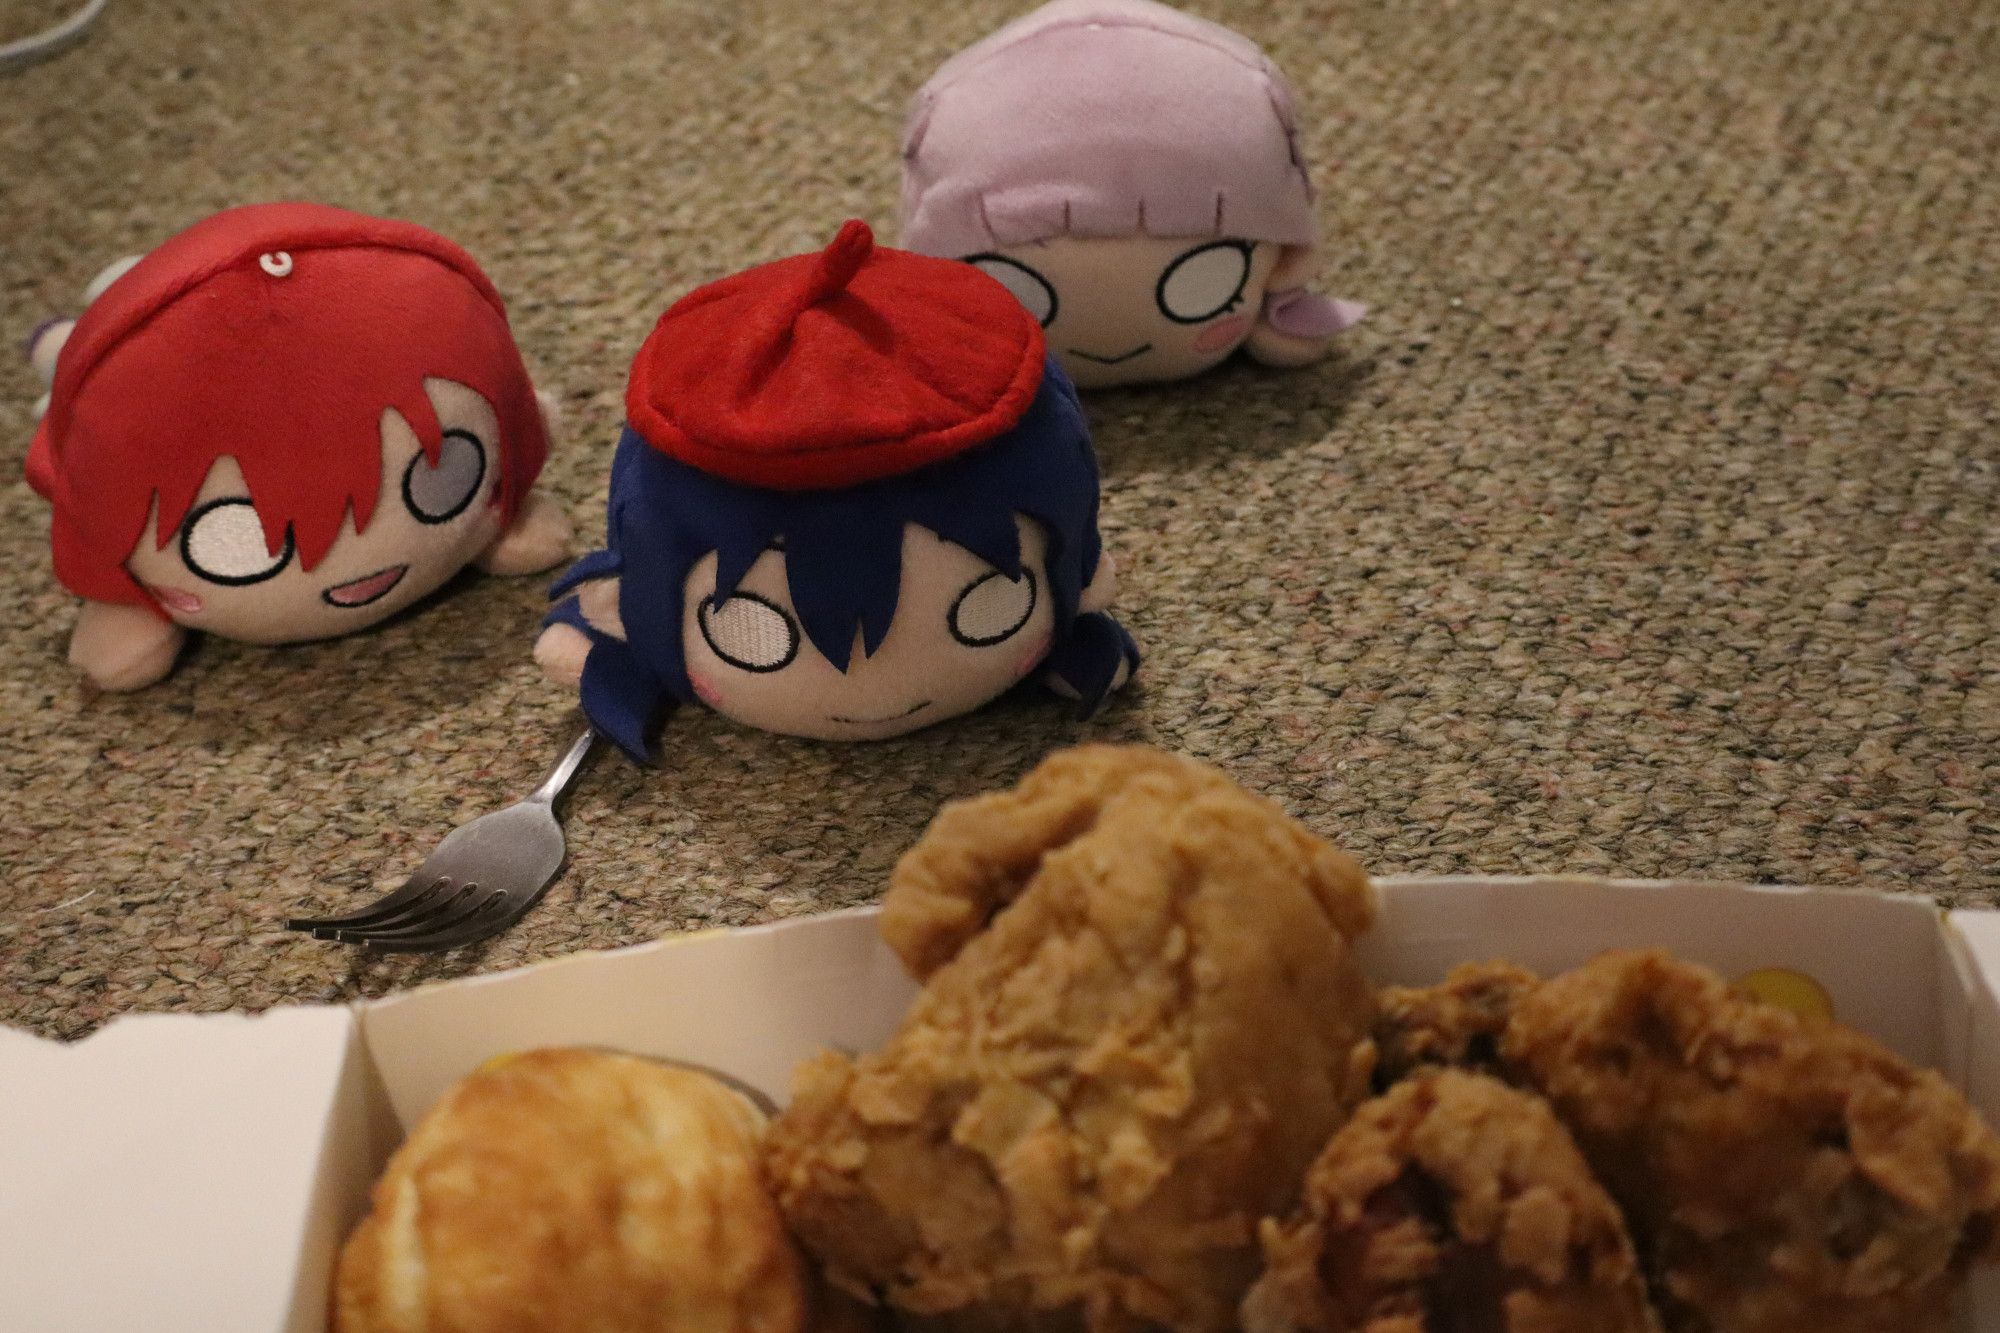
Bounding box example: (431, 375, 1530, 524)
(1502, 950, 2000, 1333)
(1242, 1069, 1660, 1332)
(766, 745, 1380, 1332)
(1373, 962, 1543, 1089)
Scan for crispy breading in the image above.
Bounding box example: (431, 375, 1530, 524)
(1503, 950, 2000, 1333)
(766, 746, 1380, 1332)
(1242, 1069, 1660, 1333)
(1373, 962, 1543, 1089)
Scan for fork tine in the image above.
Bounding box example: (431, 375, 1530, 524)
(356, 894, 528, 953)
(291, 727, 598, 951)
(327, 879, 476, 939)
(324, 880, 504, 944)
(327, 882, 496, 945)
(285, 873, 454, 933)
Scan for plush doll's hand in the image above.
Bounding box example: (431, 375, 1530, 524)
(68, 602, 186, 692)
(478, 389, 573, 575)
(1041, 612, 1139, 715)
(26, 318, 74, 417)
(82, 255, 144, 304)
(533, 577, 623, 687)
(478, 491, 574, 575)
(1243, 321, 1336, 369)
(1245, 247, 1362, 369)
(1080, 551, 1118, 614)
(27, 318, 74, 386)
(533, 624, 591, 688)
(1043, 654, 1134, 703)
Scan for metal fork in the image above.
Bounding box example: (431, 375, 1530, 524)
(286, 727, 599, 952)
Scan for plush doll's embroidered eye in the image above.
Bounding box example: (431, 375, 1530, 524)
(402, 429, 487, 524)
(698, 592, 801, 672)
(179, 498, 294, 585)
(1156, 241, 1255, 323)
(949, 568, 1037, 647)
(965, 255, 1058, 327)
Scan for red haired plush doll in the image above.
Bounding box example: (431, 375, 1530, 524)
(25, 202, 571, 690)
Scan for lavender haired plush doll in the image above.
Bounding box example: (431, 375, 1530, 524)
(900, 0, 1367, 390)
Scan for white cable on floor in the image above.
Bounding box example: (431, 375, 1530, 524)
(0, 0, 111, 72)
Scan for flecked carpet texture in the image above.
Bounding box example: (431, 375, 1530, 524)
(1, 0, 1994, 1039)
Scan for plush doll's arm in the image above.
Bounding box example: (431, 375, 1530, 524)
(68, 601, 185, 692)
(1078, 548, 1117, 614)
(1039, 552, 1135, 710)
(1244, 245, 1366, 369)
(27, 256, 144, 415)
(533, 576, 623, 687)
(27, 319, 72, 385)
(537, 574, 670, 761)
(477, 390, 575, 576)
(1041, 612, 1139, 715)
(478, 492, 574, 575)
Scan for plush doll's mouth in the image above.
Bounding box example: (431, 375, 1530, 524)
(828, 700, 933, 725)
(322, 565, 409, 608)
(1068, 343, 1153, 365)
(147, 585, 205, 615)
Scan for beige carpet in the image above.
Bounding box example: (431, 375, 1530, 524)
(1, 0, 1994, 1038)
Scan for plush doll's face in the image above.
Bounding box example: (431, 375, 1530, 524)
(967, 234, 1283, 389)
(123, 378, 506, 645)
(679, 518, 1057, 741)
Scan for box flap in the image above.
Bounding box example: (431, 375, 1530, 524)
(0, 1006, 363, 1333)
(1945, 910, 2000, 1330)
(357, 908, 919, 1130)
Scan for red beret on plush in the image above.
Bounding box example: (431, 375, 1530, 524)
(624, 220, 1047, 491)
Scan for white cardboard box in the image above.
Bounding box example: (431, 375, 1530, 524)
(6, 878, 2000, 1332)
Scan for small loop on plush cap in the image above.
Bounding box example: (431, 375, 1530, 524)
(798, 220, 875, 310)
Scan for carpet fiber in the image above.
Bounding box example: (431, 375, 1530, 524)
(2, 0, 1994, 1038)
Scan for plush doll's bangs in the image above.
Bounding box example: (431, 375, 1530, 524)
(604, 364, 1101, 691)
(898, 0, 1317, 256)
(44, 247, 547, 610)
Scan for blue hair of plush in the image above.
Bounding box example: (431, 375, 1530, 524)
(549, 358, 1134, 759)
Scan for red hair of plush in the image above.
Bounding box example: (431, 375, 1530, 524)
(27, 202, 549, 613)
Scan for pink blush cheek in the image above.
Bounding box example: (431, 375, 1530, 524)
(1193, 314, 1252, 353)
(1013, 632, 1054, 681)
(689, 672, 724, 708)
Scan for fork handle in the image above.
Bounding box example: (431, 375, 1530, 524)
(528, 726, 598, 808)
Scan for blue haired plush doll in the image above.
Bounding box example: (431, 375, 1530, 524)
(535, 221, 1137, 758)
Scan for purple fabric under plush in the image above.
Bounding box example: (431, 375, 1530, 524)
(901, 0, 1319, 256)
(1262, 288, 1368, 339)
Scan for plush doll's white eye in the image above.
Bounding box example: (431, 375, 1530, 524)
(698, 592, 800, 672)
(965, 255, 1058, 327)
(949, 569, 1036, 647)
(179, 498, 294, 585)
(1156, 241, 1254, 323)
(402, 429, 487, 524)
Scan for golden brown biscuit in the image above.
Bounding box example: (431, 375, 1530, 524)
(1504, 951, 2000, 1333)
(1242, 1069, 1659, 1332)
(767, 745, 1380, 1331)
(334, 1047, 813, 1333)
